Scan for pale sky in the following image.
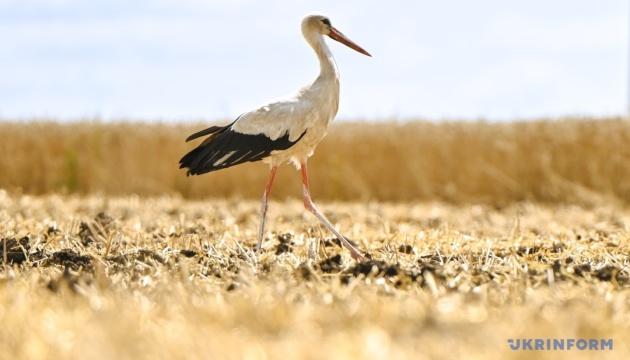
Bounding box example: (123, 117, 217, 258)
(0, 0, 627, 121)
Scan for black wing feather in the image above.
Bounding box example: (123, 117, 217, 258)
(179, 126, 306, 176)
(185, 126, 226, 142)
(185, 118, 239, 142)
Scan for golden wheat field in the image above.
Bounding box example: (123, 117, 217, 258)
(0, 119, 629, 359)
(1, 118, 629, 204)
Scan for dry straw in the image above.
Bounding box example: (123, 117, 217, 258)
(0, 118, 628, 205)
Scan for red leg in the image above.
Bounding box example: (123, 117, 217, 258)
(257, 166, 278, 250)
(300, 161, 363, 260)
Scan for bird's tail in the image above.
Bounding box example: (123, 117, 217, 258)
(179, 122, 234, 175)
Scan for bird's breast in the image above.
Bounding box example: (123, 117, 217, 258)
(309, 78, 340, 124)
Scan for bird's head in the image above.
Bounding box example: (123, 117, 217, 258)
(302, 14, 371, 57)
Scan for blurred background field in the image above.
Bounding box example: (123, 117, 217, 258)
(1, 117, 628, 205)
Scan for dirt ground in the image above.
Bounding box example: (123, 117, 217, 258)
(0, 192, 628, 359)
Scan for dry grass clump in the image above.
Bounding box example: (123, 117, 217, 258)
(0, 118, 629, 204)
(0, 192, 629, 359)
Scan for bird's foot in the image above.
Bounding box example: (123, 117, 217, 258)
(349, 249, 364, 261)
(339, 236, 364, 261)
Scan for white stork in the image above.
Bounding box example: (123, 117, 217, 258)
(179, 14, 371, 259)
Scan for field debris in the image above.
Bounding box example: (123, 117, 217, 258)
(0, 194, 628, 358)
(78, 211, 116, 246)
(275, 232, 294, 255)
(1, 236, 31, 264)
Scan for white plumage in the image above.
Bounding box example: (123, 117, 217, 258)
(180, 14, 371, 259)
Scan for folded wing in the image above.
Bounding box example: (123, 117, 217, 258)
(179, 99, 311, 175)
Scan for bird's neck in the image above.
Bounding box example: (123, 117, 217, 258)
(306, 33, 339, 80)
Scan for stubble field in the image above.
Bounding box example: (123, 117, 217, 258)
(1, 191, 629, 359)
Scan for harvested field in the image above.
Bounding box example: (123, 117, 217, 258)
(1, 192, 628, 359)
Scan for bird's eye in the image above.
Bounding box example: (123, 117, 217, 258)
(321, 18, 331, 26)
